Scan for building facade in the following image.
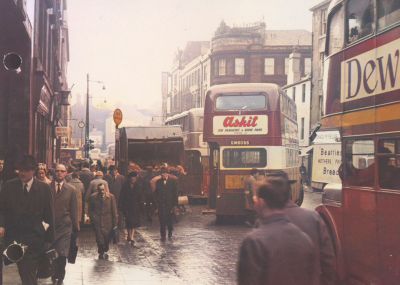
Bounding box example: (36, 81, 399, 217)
(0, 0, 33, 179)
(0, 0, 71, 178)
(309, 0, 331, 128)
(32, 0, 71, 166)
(162, 22, 312, 119)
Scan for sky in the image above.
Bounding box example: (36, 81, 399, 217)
(28, 0, 323, 115)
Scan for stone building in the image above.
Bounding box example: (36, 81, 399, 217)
(31, 0, 71, 166)
(0, 0, 33, 179)
(0, 0, 71, 178)
(309, 0, 331, 128)
(210, 21, 311, 87)
(162, 21, 312, 119)
(162, 41, 210, 118)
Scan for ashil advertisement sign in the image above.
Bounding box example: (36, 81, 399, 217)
(213, 115, 268, 136)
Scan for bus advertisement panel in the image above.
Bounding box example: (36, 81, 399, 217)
(311, 130, 341, 187)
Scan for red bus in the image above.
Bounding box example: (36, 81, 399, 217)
(165, 108, 209, 201)
(316, 0, 400, 283)
(203, 83, 303, 221)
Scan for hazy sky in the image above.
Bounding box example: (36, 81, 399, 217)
(30, 0, 323, 113)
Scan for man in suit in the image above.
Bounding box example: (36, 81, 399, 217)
(0, 155, 54, 285)
(50, 164, 79, 284)
(153, 167, 178, 241)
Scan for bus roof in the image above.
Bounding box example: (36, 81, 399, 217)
(165, 108, 204, 123)
(207, 83, 280, 98)
(327, 0, 342, 15)
(121, 126, 183, 140)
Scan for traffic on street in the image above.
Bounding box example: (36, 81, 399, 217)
(1, 0, 400, 284)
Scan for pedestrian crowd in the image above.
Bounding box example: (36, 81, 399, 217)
(0, 154, 339, 285)
(0, 155, 182, 285)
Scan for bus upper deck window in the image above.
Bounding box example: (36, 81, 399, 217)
(346, 0, 374, 43)
(377, 0, 400, 30)
(215, 93, 267, 110)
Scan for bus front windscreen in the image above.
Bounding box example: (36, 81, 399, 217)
(216, 93, 266, 110)
(222, 148, 267, 168)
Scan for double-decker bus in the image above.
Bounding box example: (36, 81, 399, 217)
(316, 0, 400, 283)
(203, 83, 303, 221)
(165, 108, 209, 201)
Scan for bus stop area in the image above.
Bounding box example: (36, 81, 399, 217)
(2, 192, 321, 285)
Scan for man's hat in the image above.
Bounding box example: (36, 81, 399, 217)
(15, 155, 36, 171)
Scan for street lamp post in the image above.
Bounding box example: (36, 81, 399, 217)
(85, 73, 105, 159)
(85, 74, 90, 159)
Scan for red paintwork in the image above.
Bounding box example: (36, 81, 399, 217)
(203, 83, 300, 216)
(321, 7, 400, 284)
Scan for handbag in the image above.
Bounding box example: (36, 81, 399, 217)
(37, 249, 58, 279)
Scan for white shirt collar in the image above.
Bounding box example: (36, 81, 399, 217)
(22, 177, 34, 192)
(56, 180, 65, 189)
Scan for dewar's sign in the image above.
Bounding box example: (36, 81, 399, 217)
(341, 38, 400, 103)
(213, 115, 268, 136)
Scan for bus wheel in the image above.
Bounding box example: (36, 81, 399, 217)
(296, 186, 304, 206)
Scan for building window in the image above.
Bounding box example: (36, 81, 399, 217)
(264, 58, 275, 75)
(218, 59, 226, 76)
(284, 58, 289, 75)
(319, 95, 324, 116)
(304, 58, 311, 75)
(292, 86, 296, 102)
(319, 52, 324, 74)
(301, 117, 305, 140)
(302, 84, 306, 102)
(321, 8, 327, 35)
(234, 58, 245, 75)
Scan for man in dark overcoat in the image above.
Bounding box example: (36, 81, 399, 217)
(78, 162, 93, 214)
(88, 183, 118, 259)
(237, 178, 316, 285)
(105, 166, 125, 228)
(153, 167, 178, 241)
(0, 155, 54, 285)
(50, 164, 79, 284)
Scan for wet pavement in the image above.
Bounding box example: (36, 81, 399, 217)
(2, 191, 322, 284)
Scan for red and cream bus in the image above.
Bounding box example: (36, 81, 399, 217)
(316, 0, 400, 283)
(165, 108, 209, 201)
(203, 83, 303, 221)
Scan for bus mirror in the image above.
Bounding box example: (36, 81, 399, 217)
(309, 123, 321, 142)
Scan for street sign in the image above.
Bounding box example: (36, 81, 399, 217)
(113, 108, 123, 128)
(55, 127, 70, 137)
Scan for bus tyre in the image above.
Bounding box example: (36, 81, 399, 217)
(296, 187, 304, 206)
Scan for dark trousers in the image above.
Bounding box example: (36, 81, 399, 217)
(158, 212, 173, 238)
(0, 255, 3, 285)
(17, 252, 40, 285)
(96, 232, 110, 254)
(53, 256, 67, 280)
